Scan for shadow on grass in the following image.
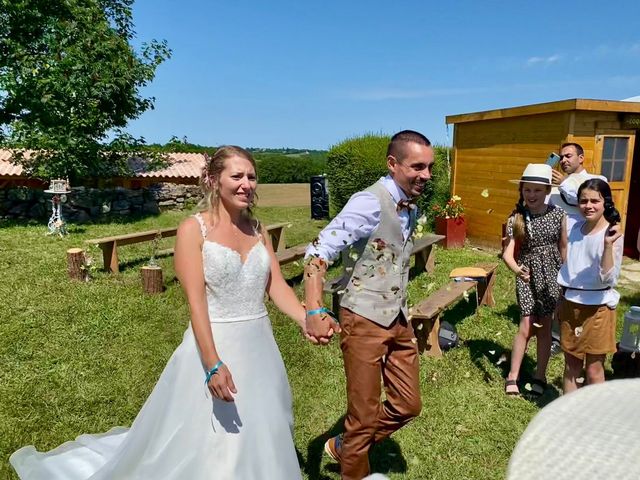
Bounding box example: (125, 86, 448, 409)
(496, 303, 522, 326)
(285, 272, 304, 287)
(1, 211, 166, 228)
(303, 415, 408, 479)
(304, 415, 345, 480)
(465, 337, 560, 407)
(439, 293, 480, 328)
(118, 250, 174, 273)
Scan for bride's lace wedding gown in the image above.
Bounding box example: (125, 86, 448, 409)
(10, 214, 302, 479)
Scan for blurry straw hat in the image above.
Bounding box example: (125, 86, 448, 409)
(510, 164, 552, 185)
(507, 379, 640, 479)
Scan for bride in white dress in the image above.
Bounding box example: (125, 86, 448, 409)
(10, 146, 311, 479)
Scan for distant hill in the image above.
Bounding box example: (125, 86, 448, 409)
(142, 139, 328, 183)
(143, 139, 327, 156)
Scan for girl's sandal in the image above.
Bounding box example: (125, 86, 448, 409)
(505, 379, 520, 396)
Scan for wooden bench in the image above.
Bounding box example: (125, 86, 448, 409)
(274, 243, 307, 266)
(323, 233, 445, 314)
(86, 222, 290, 273)
(410, 262, 498, 358)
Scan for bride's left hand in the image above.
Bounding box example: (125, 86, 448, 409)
(207, 364, 237, 402)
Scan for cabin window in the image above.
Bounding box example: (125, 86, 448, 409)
(600, 136, 629, 182)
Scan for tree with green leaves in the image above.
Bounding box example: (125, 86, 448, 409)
(0, 0, 171, 181)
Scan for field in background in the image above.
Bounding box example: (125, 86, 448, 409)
(257, 183, 310, 207)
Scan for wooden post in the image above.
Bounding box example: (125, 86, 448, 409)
(141, 265, 163, 294)
(67, 248, 87, 281)
(269, 226, 286, 252)
(100, 241, 119, 274)
(411, 316, 443, 358)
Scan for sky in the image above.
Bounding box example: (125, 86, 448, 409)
(127, 0, 640, 150)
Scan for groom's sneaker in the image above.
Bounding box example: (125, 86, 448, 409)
(324, 434, 343, 463)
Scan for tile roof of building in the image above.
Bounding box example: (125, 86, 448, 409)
(0, 150, 205, 180)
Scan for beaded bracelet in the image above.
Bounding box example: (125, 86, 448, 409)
(204, 360, 224, 384)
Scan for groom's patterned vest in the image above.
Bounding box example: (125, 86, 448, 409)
(340, 182, 416, 327)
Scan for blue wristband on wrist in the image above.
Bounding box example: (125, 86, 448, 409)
(204, 360, 224, 384)
(306, 307, 329, 317)
(306, 307, 338, 322)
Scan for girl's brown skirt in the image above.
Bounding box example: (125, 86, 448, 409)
(559, 298, 616, 360)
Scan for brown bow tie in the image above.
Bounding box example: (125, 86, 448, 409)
(396, 198, 417, 212)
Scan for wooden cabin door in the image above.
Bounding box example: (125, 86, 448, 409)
(594, 130, 636, 233)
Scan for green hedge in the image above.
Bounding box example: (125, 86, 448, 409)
(424, 146, 452, 228)
(326, 133, 451, 226)
(255, 153, 327, 184)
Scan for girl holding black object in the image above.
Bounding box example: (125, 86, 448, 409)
(503, 164, 567, 397)
(557, 178, 623, 394)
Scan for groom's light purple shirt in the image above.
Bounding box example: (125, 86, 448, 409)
(305, 175, 412, 262)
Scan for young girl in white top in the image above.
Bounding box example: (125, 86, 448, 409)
(557, 178, 623, 393)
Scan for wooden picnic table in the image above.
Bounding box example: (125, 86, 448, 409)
(410, 261, 499, 358)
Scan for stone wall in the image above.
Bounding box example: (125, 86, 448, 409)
(0, 183, 202, 222)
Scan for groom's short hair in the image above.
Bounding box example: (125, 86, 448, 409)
(387, 130, 431, 159)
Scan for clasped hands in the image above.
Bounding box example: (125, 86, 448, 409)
(304, 308, 341, 345)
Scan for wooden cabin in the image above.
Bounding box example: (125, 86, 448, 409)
(446, 98, 640, 258)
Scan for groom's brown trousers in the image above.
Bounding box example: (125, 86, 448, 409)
(339, 308, 422, 480)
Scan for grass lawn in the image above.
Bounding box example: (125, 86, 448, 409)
(1, 207, 639, 479)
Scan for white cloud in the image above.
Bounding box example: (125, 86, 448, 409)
(525, 54, 561, 67)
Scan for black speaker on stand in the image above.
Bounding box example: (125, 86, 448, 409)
(310, 175, 329, 220)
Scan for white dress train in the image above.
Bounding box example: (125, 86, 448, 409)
(10, 214, 302, 479)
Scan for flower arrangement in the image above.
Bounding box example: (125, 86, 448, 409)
(431, 195, 465, 219)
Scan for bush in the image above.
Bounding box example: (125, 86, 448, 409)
(423, 146, 452, 228)
(255, 153, 327, 184)
(326, 133, 451, 224)
(326, 134, 390, 216)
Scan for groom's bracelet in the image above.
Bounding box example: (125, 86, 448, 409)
(306, 307, 338, 322)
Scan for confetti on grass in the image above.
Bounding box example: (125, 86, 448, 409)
(481, 189, 490, 198)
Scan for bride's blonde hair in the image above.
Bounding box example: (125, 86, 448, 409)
(198, 145, 258, 221)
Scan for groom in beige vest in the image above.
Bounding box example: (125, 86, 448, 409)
(304, 130, 434, 480)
